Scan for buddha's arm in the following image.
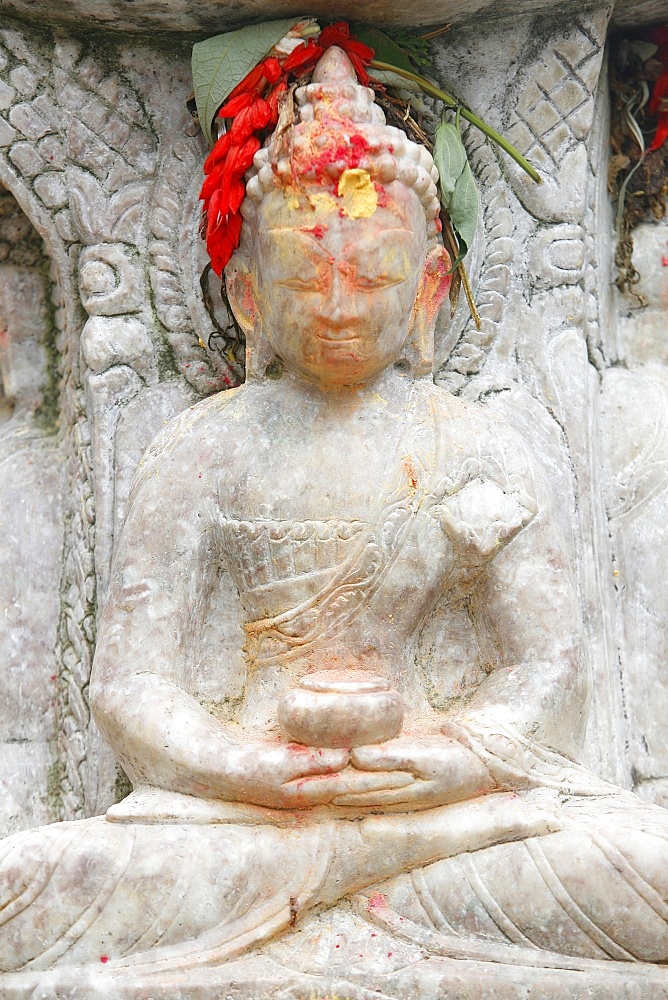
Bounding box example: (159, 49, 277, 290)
(90, 409, 409, 808)
(89, 412, 353, 805)
(342, 504, 587, 809)
(463, 504, 590, 759)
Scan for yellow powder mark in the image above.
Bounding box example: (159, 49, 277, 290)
(307, 191, 339, 213)
(337, 168, 378, 218)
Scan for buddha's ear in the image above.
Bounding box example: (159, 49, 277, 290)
(401, 245, 452, 377)
(225, 258, 258, 337)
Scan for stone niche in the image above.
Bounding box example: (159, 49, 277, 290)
(0, 185, 64, 834)
(0, 0, 665, 866)
(0, 0, 666, 995)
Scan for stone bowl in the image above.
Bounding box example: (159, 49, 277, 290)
(278, 671, 404, 749)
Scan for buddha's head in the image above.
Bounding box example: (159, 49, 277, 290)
(226, 47, 451, 388)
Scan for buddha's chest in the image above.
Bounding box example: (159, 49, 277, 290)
(221, 417, 419, 519)
(216, 430, 459, 644)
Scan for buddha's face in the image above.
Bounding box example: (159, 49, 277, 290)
(252, 181, 429, 387)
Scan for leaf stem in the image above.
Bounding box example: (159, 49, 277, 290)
(369, 59, 542, 184)
(442, 213, 482, 330)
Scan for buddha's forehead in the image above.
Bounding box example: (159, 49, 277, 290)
(254, 179, 427, 253)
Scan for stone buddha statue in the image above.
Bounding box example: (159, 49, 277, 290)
(1, 46, 668, 998)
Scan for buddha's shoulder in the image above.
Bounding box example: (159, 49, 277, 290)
(142, 387, 245, 453)
(418, 381, 523, 442)
(418, 381, 540, 482)
(128, 387, 246, 489)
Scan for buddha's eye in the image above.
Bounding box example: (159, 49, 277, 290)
(354, 273, 406, 291)
(277, 276, 326, 292)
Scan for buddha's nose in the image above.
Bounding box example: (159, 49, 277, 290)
(326, 264, 357, 332)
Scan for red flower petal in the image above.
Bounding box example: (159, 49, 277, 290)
(648, 70, 668, 115)
(283, 39, 323, 73)
(229, 178, 246, 214)
(348, 51, 370, 86)
(319, 22, 350, 49)
(250, 99, 272, 130)
(207, 187, 222, 226)
(263, 57, 282, 83)
(267, 80, 288, 123)
(203, 132, 231, 175)
(200, 162, 226, 202)
(649, 110, 668, 151)
(232, 135, 261, 175)
(228, 99, 269, 141)
(218, 90, 256, 118)
(341, 38, 375, 63)
(208, 211, 243, 276)
(227, 62, 267, 103)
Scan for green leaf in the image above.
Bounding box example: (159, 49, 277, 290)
(353, 25, 423, 94)
(371, 67, 423, 94)
(352, 25, 416, 73)
(433, 118, 479, 260)
(433, 120, 467, 202)
(448, 160, 479, 260)
(192, 18, 297, 145)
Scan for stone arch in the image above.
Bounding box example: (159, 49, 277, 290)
(0, 182, 66, 835)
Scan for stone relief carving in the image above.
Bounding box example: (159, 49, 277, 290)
(601, 214, 668, 808)
(0, 41, 665, 998)
(0, 187, 63, 834)
(0, 6, 665, 996)
(431, 7, 631, 785)
(434, 127, 514, 394)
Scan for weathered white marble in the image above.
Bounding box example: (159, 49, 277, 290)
(0, 0, 657, 35)
(0, 4, 666, 997)
(602, 217, 668, 808)
(0, 244, 64, 834)
(0, 45, 666, 1000)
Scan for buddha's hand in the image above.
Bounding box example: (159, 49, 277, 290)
(229, 741, 418, 810)
(332, 736, 496, 809)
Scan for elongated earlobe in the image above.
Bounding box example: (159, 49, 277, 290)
(225, 259, 280, 381)
(398, 246, 452, 377)
(225, 260, 257, 337)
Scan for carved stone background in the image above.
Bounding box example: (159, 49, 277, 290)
(0, 4, 666, 833)
(0, 0, 655, 36)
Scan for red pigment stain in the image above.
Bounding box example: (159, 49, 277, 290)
(50, 675, 56, 682)
(294, 128, 371, 193)
(662, 255, 668, 266)
(301, 224, 327, 239)
(403, 458, 418, 491)
(367, 892, 387, 911)
(374, 182, 389, 209)
(100, 955, 109, 963)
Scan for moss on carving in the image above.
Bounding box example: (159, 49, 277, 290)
(45, 758, 65, 817)
(35, 258, 61, 433)
(114, 768, 133, 803)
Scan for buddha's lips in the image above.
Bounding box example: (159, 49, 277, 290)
(315, 317, 362, 343)
(315, 334, 361, 345)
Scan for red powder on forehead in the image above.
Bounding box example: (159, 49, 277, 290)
(292, 120, 372, 190)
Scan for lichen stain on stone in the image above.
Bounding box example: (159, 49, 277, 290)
(337, 169, 378, 219)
